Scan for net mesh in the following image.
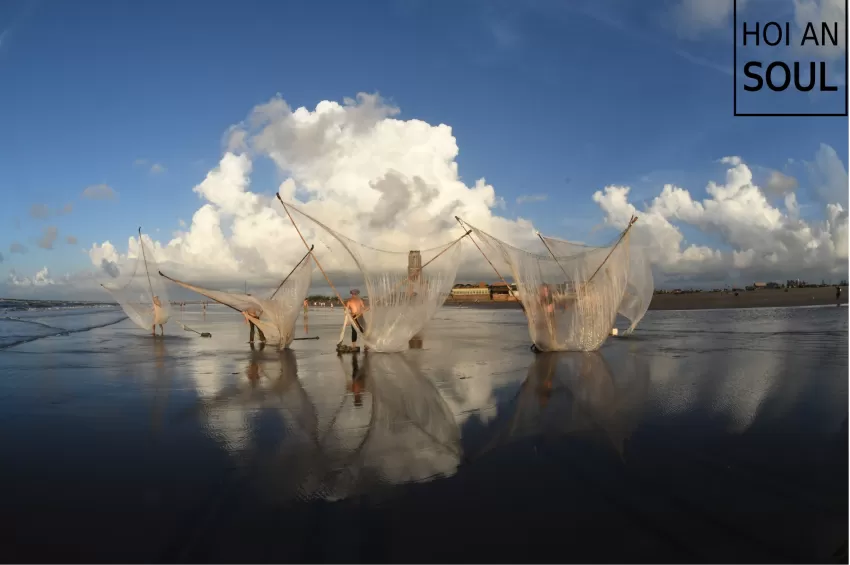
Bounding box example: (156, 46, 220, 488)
(539, 234, 654, 335)
(100, 229, 172, 331)
(158, 252, 313, 347)
(466, 222, 633, 351)
(282, 201, 466, 353)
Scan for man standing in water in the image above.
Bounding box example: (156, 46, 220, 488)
(346, 289, 367, 348)
(303, 298, 309, 334)
(152, 295, 165, 337)
(243, 306, 266, 343)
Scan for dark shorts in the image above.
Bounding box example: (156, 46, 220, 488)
(351, 317, 365, 342)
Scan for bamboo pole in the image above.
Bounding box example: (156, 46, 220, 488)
(275, 194, 354, 327)
(269, 245, 314, 300)
(455, 216, 525, 314)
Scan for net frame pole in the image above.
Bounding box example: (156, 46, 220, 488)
(138, 227, 156, 300)
(269, 245, 315, 300)
(455, 216, 525, 314)
(276, 193, 355, 324)
(583, 215, 638, 288)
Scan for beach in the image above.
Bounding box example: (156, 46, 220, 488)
(0, 302, 846, 562)
(445, 285, 848, 311)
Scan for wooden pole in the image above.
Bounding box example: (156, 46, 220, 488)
(584, 215, 637, 287)
(455, 216, 525, 314)
(276, 194, 357, 328)
(269, 245, 314, 300)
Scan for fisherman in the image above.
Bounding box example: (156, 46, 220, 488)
(242, 306, 266, 343)
(303, 298, 309, 334)
(346, 289, 367, 348)
(837, 286, 842, 304)
(152, 295, 165, 336)
(202, 301, 207, 319)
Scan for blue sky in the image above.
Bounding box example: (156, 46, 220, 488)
(0, 0, 847, 294)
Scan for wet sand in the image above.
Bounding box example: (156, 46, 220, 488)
(446, 286, 848, 311)
(0, 305, 846, 562)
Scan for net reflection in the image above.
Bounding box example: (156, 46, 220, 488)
(469, 351, 649, 460)
(194, 349, 461, 503)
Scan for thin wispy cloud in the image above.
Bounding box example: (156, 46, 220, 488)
(9, 242, 27, 254)
(66, 235, 78, 245)
(58, 203, 73, 215)
(37, 226, 58, 250)
(81, 183, 117, 200)
(29, 203, 49, 219)
(516, 193, 548, 204)
(150, 163, 166, 174)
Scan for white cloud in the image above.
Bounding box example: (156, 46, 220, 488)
(593, 151, 848, 283)
(66, 235, 78, 245)
(764, 170, 799, 196)
(7, 267, 62, 287)
(79, 93, 848, 294)
(82, 184, 117, 200)
(793, 0, 846, 60)
(516, 193, 548, 205)
(90, 93, 541, 288)
(671, 0, 743, 39)
(150, 163, 166, 174)
(805, 142, 849, 207)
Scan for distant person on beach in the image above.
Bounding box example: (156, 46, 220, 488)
(303, 299, 309, 334)
(152, 295, 166, 336)
(346, 289, 367, 347)
(837, 286, 842, 303)
(242, 306, 266, 343)
(202, 301, 207, 318)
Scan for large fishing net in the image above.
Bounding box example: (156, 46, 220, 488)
(158, 250, 313, 347)
(280, 200, 467, 353)
(100, 228, 172, 331)
(539, 234, 654, 335)
(463, 220, 634, 351)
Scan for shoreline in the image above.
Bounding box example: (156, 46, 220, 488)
(445, 286, 848, 312)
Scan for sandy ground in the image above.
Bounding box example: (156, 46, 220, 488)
(446, 286, 848, 311)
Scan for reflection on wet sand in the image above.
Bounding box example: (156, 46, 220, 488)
(193, 349, 461, 503)
(469, 352, 650, 461)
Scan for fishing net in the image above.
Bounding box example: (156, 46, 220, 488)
(539, 234, 654, 335)
(158, 251, 313, 347)
(100, 229, 172, 331)
(281, 201, 467, 353)
(464, 221, 633, 351)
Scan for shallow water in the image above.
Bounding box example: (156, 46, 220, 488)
(0, 303, 846, 562)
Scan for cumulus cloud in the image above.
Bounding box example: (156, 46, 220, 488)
(82, 184, 117, 200)
(593, 152, 848, 284)
(764, 170, 799, 196)
(66, 235, 78, 245)
(7, 267, 61, 287)
(90, 93, 540, 289)
(9, 242, 26, 254)
(516, 194, 547, 204)
(29, 203, 49, 219)
(84, 92, 846, 294)
(37, 226, 58, 250)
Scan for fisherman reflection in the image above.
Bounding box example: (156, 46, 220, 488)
(348, 354, 367, 407)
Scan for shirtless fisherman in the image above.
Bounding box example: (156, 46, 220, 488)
(346, 289, 367, 348)
(152, 295, 166, 336)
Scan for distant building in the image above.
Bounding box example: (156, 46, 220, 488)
(451, 286, 489, 298)
(753, 282, 767, 289)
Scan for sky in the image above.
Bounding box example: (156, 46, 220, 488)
(0, 0, 848, 299)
